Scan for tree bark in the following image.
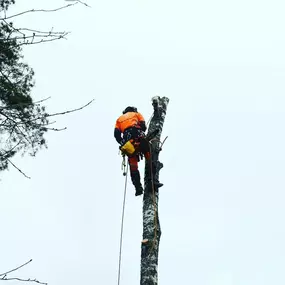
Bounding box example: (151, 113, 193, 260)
(140, 96, 169, 285)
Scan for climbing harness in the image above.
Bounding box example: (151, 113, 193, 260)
(146, 114, 153, 128)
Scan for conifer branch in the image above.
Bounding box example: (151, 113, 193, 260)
(0, 0, 91, 174)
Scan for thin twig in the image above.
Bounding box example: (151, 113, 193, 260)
(46, 99, 94, 118)
(33, 97, 51, 105)
(45, 127, 67, 131)
(65, 0, 91, 8)
(7, 159, 31, 179)
(3, 33, 67, 42)
(0, 277, 47, 284)
(18, 36, 68, 46)
(18, 28, 65, 35)
(0, 260, 32, 277)
(0, 3, 78, 20)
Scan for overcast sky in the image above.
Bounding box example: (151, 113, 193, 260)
(1, 0, 285, 284)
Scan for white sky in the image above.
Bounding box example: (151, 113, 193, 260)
(1, 0, 285, 284)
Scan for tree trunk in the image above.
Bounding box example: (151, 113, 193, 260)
(140, 96, 169, 285)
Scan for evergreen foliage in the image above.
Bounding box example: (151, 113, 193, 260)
(0, 0, 49, 171)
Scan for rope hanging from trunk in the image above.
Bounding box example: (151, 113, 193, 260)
(117, 164, 128, 285)
(149, 143, 158, 253)
(147, 136, 168, 253)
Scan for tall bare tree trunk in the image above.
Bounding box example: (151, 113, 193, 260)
(140, 96, 169, 285)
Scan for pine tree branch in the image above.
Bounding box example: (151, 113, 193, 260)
(0, 139, 22, 157)
(0, 97, 51, 110)
(0, 19, 69, 47)
(0, 110, 34, 146)
(0, 0, 91, 174)
(4, 99, 94, 126)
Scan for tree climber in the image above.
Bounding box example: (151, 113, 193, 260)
(114, 106, 157, 196)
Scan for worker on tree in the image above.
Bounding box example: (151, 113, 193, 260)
(114, 106, 151, 196)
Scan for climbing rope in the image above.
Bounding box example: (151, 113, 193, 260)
(116, 130, 168, 282)
(146, 114, 153, 129)
(121, 154, 127, 176)
(117, 163, 128, 285)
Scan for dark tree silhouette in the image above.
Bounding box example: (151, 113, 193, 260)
(0, 0, 92, 173)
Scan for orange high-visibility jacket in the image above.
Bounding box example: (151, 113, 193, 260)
(115, 112, 145, 133)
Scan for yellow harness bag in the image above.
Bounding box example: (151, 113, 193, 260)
(120, 140, 136, 156)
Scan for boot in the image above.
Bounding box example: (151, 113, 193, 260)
(135, 185, 143, 196)
(131, 170, 143, 196)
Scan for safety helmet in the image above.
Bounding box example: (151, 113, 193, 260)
(122, 106, 137, 114)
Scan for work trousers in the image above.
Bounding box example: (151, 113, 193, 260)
(123, 127, 150, 187)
